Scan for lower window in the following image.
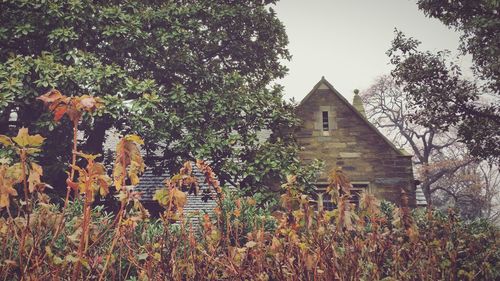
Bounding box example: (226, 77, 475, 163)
(313, 183, 369, 210)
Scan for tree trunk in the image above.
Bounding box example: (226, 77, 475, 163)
(0, 106, 11, 134)
(421, 180, 432, 206)
(81, 117, 112, 158)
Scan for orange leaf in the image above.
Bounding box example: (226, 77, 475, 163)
(172, 188, 187, 209)
(113, 135, 144, 189)
(66, 178, 79, 192)
(65, 108, 82, 123)
(124, 134, 144, 145)
(37, 89, 64, 104)
(53, 107, 67, 122)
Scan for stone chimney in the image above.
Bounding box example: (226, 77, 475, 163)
(352, 89, 366, 117)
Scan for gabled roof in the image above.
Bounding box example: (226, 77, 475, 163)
(298, 77, 412, 157)
(135, 165, 217, 214)
(102, 132, 218, 217)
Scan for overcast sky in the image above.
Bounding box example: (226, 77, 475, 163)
(273, 0, 469, 103)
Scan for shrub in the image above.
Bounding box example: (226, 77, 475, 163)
(0, 92, 498, 280)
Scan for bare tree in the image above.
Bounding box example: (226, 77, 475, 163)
(430, 148, 500, 221)
(361, 75, 480, 208)
(478, 163, 500, 223)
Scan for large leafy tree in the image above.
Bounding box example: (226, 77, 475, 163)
(387, 30, 499, 163)
(417, 0, 499, 94)
(404, 0, 500, 161)
(0, 0, 307, 197)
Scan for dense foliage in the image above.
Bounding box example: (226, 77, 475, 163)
(387, 30, 499, 162)
(1, 120, 499, 280)
(389, 0, 500, 162)
(417, 0, 499, 94)
(0, 0, 308, 197)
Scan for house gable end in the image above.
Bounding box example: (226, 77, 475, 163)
(296, 77, 416, 207)
(297, 77, 410, 158)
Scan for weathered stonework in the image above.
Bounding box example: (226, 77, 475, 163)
(296, 77, 416, 207)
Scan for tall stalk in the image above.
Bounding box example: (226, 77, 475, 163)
(17, 148, 29, 279)
(51, 119, 80, 249)
(72, 176, 92, 281)
(99, 142, 127, 281)
(66, 121, 79, 208)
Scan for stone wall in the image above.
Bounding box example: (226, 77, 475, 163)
(296, 82, 416, 207)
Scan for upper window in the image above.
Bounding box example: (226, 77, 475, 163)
(322, 111, 329, 131)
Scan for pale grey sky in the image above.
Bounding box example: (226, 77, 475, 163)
(273, 0, 468, 103)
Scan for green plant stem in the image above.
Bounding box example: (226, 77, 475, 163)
(72, 199, 90, 281)
(99, 145, 128, 280)
(98, 204, 125, 281)
(72, 176, 92, 281)
(18, 149, 31, 279)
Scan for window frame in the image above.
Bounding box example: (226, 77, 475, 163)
(322, 111, 329, 131)
(315, 106, 336, 133)
(312, 181, 370, 210)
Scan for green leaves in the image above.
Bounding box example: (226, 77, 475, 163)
(48, 27, 78, 43)
(1, 0, 300, 201)
(388, 28, 499, 162)
(417, 0, 500, 94)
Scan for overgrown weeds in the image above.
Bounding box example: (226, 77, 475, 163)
(0, 91, 498, 280)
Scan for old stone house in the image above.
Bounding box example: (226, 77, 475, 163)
(296, 77, 418, 208)
(103, 76, 423, 213)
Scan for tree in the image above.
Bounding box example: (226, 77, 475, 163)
(477, 162, 500, 223)
(0, 1, 309, 198)
(432, 159, 500, 222)
(362, 75, 472, 204)
(416, 0, 500, 94)
(361, 75, 500, 218)
(387, 29, 499, 162)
